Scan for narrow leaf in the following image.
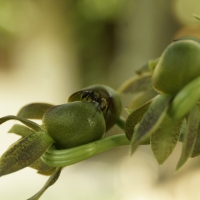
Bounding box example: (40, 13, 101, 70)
(191, 130, 200, 157)
(135, 62, 150, 75)
(27, 167, 62, 200)
(191, 126, 200, 157)
(8, 123, 54, 174)
(8, 124, 56, 175)
(130, 95, 172, 154)
(148, 58, 160, 72)
(17, 103, 54, 119)
(191, 113, 200, 157)
(168, 76, 200, 119)
(151, 114, 183, 165)
(193, 14, 200, 21)
(30, 159, 56, 176)
(129, 89, 157, 110)
(124, 107, 133, 115)
(176, 105, 199, 170)
(0, 132, 54, 176)
(179, 119, 186, 142)
(117, 73, 152, 94)
(125, 100, 152, 140)
(0, 115, 41, 131)
(8, 124, 33, 137)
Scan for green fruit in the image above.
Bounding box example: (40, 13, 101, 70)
(42, 101, 106, 149)
(152, 39, 200, 95)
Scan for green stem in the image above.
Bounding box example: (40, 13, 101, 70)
(41, 134, 129, 167)
(116, 116, 126, 130)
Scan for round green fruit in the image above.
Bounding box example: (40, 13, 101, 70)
(42, 101, 106, 149)
(152, 39, 200, 95)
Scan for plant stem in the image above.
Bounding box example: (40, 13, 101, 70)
(42, 134, 129, 167)
(116, 116, 126, 130)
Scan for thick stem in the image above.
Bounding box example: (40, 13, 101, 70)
(42, 134, 129, 167)
(116, 116, 126, 130)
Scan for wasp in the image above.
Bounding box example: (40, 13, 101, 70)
(80, 90, 110, 116)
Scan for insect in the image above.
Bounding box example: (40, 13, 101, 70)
(80, 90, 111, 116)
(68, 84, 122, 131)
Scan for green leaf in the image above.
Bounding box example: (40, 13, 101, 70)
(191, 130, 200, 157)
(17, 103, 54, 119)
(8, 124, 56, 175)
(117, 73, 152, 94)
(27, 167, 61, 200)
(130, 95, 172, 154)
(168, 76, 200, 119)
(151, 114, 183, 165)
(0, 115, 41, 131)
(29, 159, 56, 176)
(148, 58, 160, 72)
(125, 100, 152, 140)
(0, 131, 54, 176)
(124, 107, 133, 115)
(135, 62, 150, 75)
(8, 124, 33, 137)
(129, 89, 157, 110)
(176, 106, 199, 170)
(191, 113, 200, 157)
(193, 14, 200, 21)
(179, 119, 186, 142)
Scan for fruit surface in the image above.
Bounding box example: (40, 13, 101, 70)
(43, 101, 106, 148)
(152, 40, 200, 95)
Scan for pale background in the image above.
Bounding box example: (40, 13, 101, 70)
(0, 0, 200, 199)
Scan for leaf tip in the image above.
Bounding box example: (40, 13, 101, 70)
(129, 140, 139, 155)
(157, 159, 165, 166)
(175, 158, 185, 172)
(193, 14, 200, 20)
(129, 146, 136, 156)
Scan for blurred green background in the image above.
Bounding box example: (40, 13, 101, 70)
(0, 0, 200, 199)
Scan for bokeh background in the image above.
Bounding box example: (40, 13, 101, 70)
(0, 0, 200, 199)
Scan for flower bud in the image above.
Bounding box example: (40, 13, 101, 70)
(152, 39, 200, 95)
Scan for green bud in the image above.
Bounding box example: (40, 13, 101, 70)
(152, 39, 200, 95)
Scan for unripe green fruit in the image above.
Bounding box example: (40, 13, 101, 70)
(152, 40, 200, 95)
(42, 101, 106, 149)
